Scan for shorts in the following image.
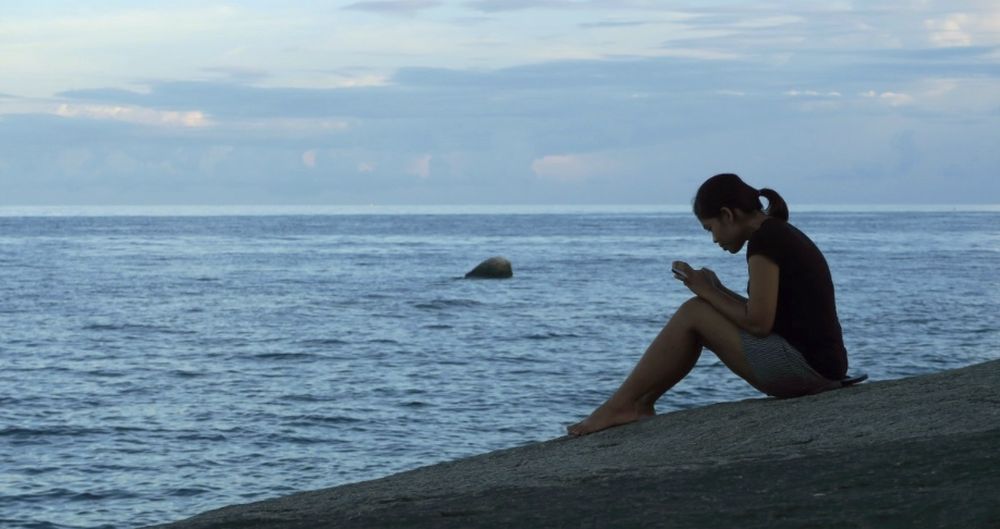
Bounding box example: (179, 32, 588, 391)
(740, 331, 841, 398)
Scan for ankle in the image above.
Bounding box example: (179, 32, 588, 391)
(635, 392, 658, 410)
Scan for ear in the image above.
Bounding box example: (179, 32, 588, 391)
(719, 207, 735, 223)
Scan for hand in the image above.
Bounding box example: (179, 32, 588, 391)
(671, 260, 691, 281)
(702, 268, 722, 290)
(671, 261, 718, 298)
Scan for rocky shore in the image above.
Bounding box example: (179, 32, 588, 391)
(149, 360, 1000, 529)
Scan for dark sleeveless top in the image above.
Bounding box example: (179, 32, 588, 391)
(746, 218, 848, 380)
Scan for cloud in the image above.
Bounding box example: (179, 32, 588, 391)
(921, 78, 959, 97)
(202, 66, 271, 83)
(862, 90, 915, 106)
(302, 149, 318, 168)
(407, 154, 432, 179)
(343, 1, 441, 15)
(654, 48, 743, 61)
(320, 73, 391, 89)
(2, 1, 1000, 206)
(56, 148, 95, 174)
(235, 118, 351, 137)
(199, 146, 234, 173)
(466, 0, 692, 13)
(467, 0, 577, 12)
(531, 153, 616, 182)
(55, 103, 210, 127)
(926, 13, 973, 47)
(579, 20, 652, 29)
(785, 89, 842, 97)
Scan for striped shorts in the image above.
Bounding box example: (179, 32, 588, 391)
(739, 331, 840, 398)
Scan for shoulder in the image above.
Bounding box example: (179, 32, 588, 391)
(760, 217, 793, 234)
(747, 218, 799, 260)
(749, 218, 788, 245)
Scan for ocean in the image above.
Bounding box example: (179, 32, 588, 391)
(2, 205, 998, 528)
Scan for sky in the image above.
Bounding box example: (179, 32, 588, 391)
(1, 1, 998, 206)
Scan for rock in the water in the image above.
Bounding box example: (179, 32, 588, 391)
(465, 256, 513, 279)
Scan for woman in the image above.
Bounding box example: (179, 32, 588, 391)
(568, 173, 849, 436)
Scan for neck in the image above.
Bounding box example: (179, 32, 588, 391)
(739, 209, 770, 239)
(746, 209, 770, 230)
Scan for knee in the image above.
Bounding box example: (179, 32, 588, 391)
(680, 296, 710, 312)
(674, 296, 710, 322)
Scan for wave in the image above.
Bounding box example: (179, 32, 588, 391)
(297, 338, 351, 347)
(267, 433, 332, 445)
(366, 338, 399, 345)
(170, 369, 207, 379)
(83, 369, 128, 378)
(413, 298, 484, 311)
(165, 487, 214, 498)
(279, 393, 335, 403)
(251, 352, 322, 361)
(81, 323, 195, 335)
(283, 414, 363, 427)
(0, 426, 104, 439)
(522, 331, 583, 340)
(175, 433, 228, 442)
(7, 487, 141, 503)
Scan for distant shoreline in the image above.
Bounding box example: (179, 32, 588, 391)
(2, 204, 999, 217)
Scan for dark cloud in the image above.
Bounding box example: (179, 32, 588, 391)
(54, 56, 768, 130)
(49, 41, 999, 150)
(12, 34, 1000, 206)
(54, 44, 991, 132)
(201, 66, 271, 83)
(466, 0, 567, 12)
(579, 20, 652, 29)
(465, 0, 653, 12)
(0, 113, 153, 145)
(343, 0, 441, 14)
(849, 45, 1000, 79)
(871, 46, 1000, 61)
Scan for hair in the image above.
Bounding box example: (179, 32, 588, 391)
(692, 173, 789, 222)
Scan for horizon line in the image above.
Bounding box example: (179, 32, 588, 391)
(1, 203, 999, 217)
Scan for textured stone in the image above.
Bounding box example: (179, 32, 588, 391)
(464, 256, 513, 279)
(148, 360, 1000, 529)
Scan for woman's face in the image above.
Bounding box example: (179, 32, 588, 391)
(700, 209, 746, 254)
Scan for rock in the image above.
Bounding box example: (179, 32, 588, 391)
(464, 256, 513, 279)
(146, 360, 1000, 529)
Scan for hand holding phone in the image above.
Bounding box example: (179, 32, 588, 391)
(671, 261, 689, 281)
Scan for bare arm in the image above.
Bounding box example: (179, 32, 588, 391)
(673, 256, 778, 336)
(711, 274, 748, 304)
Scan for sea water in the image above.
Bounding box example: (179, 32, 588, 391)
(1, 205, 998, 528)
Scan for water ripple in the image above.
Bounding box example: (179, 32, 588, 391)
(1, 211, 997, 529)
(413, 298, 484, 310)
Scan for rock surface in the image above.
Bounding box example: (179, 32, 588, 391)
(149, 360, 1000, 529)
(464, 256, 513, 279)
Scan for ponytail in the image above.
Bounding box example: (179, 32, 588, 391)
(693, 173, 790, 221)
(758, 188, 789, 221)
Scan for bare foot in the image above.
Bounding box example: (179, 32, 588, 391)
(567, 399, 655, 436)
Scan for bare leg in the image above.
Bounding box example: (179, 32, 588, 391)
(567, 297, 761, 436)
